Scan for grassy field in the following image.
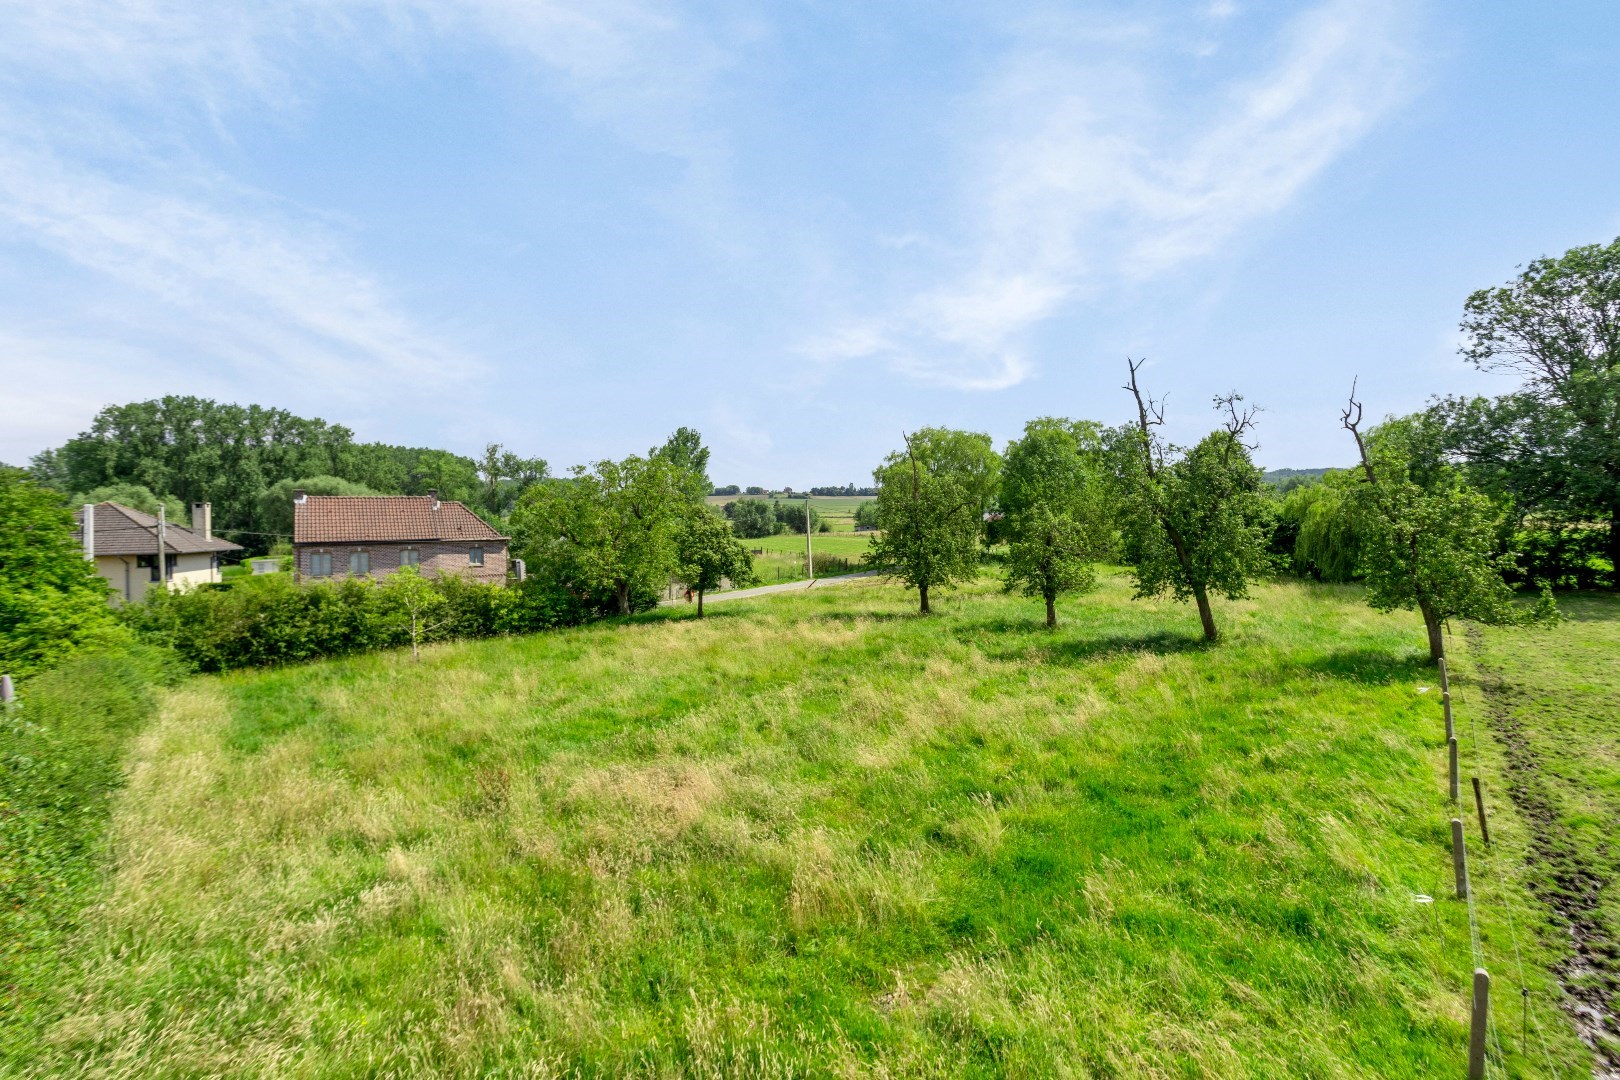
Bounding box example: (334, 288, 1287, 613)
(705, 495, 875, 533)
(1455, 593, 1620, 1070)
(744, 532, 876, 584)
(4, 571, 1592, 1077)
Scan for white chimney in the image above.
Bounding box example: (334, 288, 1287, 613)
(293, 489, 307, 504)
(192, 502, 212, 540)
(83, 503, 95, 560)
(428, 489, 440, 511)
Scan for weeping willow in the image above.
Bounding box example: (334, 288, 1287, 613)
(1280, 477, 1361, 582)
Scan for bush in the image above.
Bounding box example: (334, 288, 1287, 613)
(1507, 524, 1613, 590)
(0, 468, 128, 680)
(123, 573, 595, 673)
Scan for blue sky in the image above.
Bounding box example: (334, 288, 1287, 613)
(2, 1, 1618, 487)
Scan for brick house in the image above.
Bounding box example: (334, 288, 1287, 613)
(74, 501, 243, 604)
(291, 491, 509, 585)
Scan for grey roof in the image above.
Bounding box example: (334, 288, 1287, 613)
(73, 503, 243, 556)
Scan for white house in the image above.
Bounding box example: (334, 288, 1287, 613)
(73, 502, 243, 604)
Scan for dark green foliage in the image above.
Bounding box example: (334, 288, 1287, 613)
(853, 500, 879, 529)
(1341, 407, 1523, 661)
(256, 476, 382, 540)
(511, 455, 686, 616)
(677, 507, 759, 615)
(121, 573, 587, 673)
(999, 418, 1111, 627)
(725, 497, 777, 539)
(650, 427, 711, 498)
(37, 396, 490, 547)
(1276, 473, 1362, 583)
(867, 429, 996, 613)
(476, 444, 548, 519)
(72, 483, 190, 526)
(0, 469, 125, 680)
(1110, 373, 1275, 642)
(1506, 524, 1611, 590)
(1454, 236, 1620, 585)
(772, 498, 821, 534)
(0, 646, 179, 1036)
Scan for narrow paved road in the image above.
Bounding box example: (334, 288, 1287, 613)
(660, 570, 880, 608)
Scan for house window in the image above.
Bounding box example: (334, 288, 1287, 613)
(137, 554, 175, 582)
(349, 551, 370, 576)
(310, 552, 332, 578)
(469, 545, 484, 566)
(400, 548, 420, 567)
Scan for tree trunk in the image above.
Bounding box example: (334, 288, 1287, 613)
(1419, 597, 1445, 663)
(1192, 583, 1217, 642)
(616, 581, 630, 616)
(697, 588, 705, 618)
(919, 582, 930, 614)
(1045, 594, 1056, 628)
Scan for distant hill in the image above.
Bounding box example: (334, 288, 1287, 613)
(1261, 467, 1339, 487)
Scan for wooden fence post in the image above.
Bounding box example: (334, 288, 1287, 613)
(1458, 738, 1470, 806)
(1469, 968, 1490, 1080)
(1472, 777, 1491, 851)
(1451, 818, 1469, 900)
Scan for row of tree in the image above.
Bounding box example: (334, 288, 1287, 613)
(24, 396, 548, 545)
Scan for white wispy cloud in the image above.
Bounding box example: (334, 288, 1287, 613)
(0, 0, 731, 455)
(810, 0, 1416, 391)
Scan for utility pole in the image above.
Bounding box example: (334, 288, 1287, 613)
(156, 503, 168, 591)
(805, 492, 813, 582)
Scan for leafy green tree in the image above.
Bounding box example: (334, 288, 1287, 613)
(853, 500, 879, 529)
(651, 427, 712, 499)
(1276, 472, 1362, 583)
(74, 483, 190, 527)
(725, 497, 776, 539)
(1000, 418, 1111, 627)
(1443, 237, 1620, 586)
(476, 443, 548, 519)
(1341, 392, 1522, 662)
(256, 476, 382, 541)
(772, 499, 822, 534)
(867, 430, 995, 613)
(1113, 362, 1275, 642)
(381, 566, 446, 661)
(0, 469, 122, 679)
(512, 455, 685, 616)
(677, 507, 758, 616)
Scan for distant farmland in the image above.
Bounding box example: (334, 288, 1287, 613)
(705, 493, 875, 533)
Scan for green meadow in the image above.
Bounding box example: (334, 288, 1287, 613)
(745, 532, 876, 583)
(4, 572, 1594, 1077)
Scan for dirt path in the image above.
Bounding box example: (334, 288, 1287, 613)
(1470, 624, 1620, 1077)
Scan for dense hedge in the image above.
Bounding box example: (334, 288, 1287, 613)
(0, 647, 180, 1040)
(119, 573, 655, 673)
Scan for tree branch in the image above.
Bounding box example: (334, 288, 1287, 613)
(1340, 378, 1377, 485)
(1123, 357, 1165, 478)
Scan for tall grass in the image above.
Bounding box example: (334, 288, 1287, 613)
(4, 573, 1589, 1077)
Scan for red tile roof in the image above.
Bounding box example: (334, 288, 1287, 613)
(293, 496, 507, 545)
(74, 503, 243, 556)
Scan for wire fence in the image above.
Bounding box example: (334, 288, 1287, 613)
(1440, 656, 1564, 1079)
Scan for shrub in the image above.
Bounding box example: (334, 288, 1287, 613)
(122, 573, 595, 673)
(0, 468, 128, 680)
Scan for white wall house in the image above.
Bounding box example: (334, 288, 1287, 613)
(73, 502, 243, 605)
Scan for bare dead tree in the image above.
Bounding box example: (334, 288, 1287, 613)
(1123, 357, 1167, 477)
(1340, 378, 1378, 485)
